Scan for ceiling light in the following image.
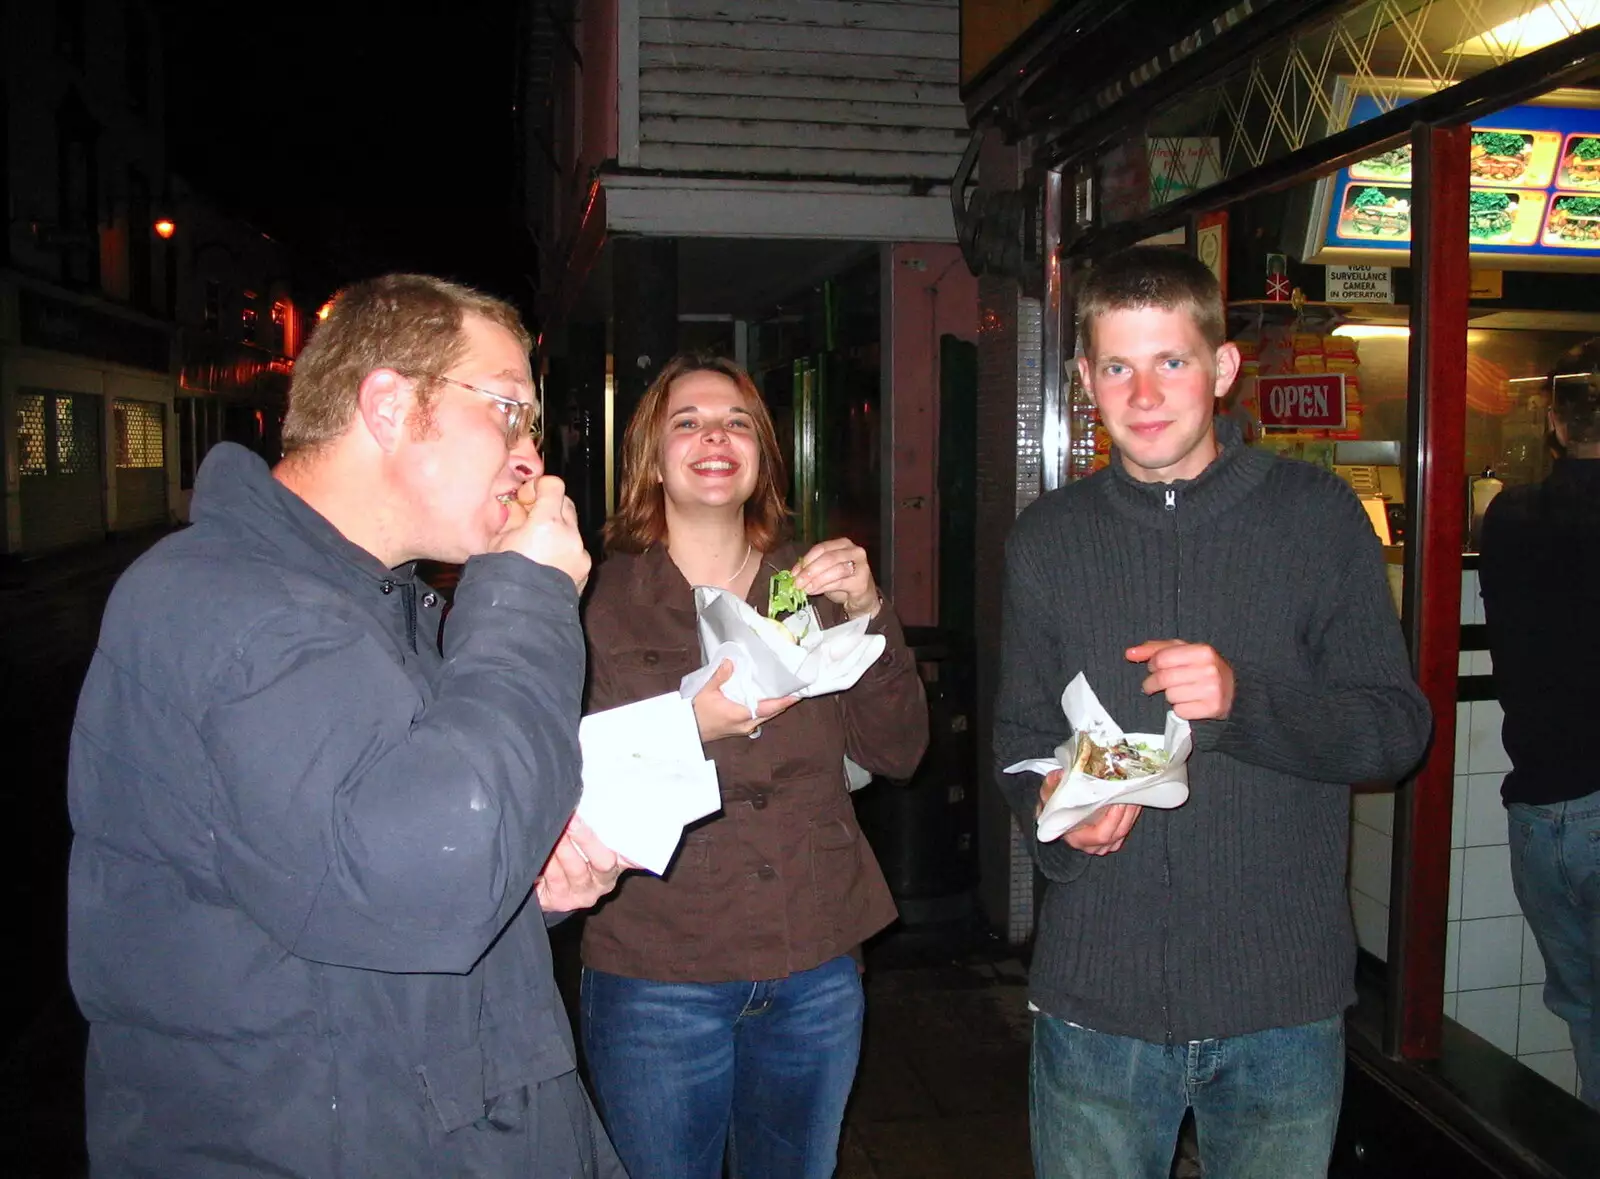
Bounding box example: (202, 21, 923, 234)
(1332, 324, 1411, 339)
(1448, 0, 1600, 56)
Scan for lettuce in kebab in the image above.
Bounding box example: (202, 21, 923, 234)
(1071, 732, 1169, 782)
(1563, 135, 1600, 185)
(763, 569, 811, 645)
(1468, 190, 1517, 242)
(1547, 194, 1600, 245)
(1470, 131, 1533, 182)
(1348, 186, 1410, 236)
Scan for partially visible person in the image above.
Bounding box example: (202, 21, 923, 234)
(994, 246, 1431, 1179)
(1480, 338, 1600, 1110)
(68, 274, 627, 1176)
(579, 353, 928, 1179)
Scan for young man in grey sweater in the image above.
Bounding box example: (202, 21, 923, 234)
(994, 247, 1431, 1179)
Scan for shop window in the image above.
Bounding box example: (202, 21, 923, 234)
(271, 300, 289, 354)
(178, 396, 196, 489)
(240, 304, 258, 343)
(114, 399, 165, 469)
(17, 394, 48, 476)
(203, 281, 221, 331)
(127, 167, 152, 310)
(55, 101, 99, 288)
(55, 397, 97, 475)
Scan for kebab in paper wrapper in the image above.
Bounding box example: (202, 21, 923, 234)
(1004, 672, 1194, 841)
(678, 571, 887, 715)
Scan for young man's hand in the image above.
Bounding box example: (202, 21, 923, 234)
(1038, 769, 1141, 855)
(1126, 640, 1234, 720)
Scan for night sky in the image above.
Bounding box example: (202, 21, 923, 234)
(151, 0, 534, 306)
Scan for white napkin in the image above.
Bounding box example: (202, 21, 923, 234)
(1003, 672, 1193, 841)
(577, 692, 722, 875)
(678, 585, 886, 715)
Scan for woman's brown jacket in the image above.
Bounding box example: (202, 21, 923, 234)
(580, 544, 928, 982)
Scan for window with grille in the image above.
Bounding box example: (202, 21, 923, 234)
(55, 397, 98, 474)
(17, 394, 47, 475)
(20, 390, 102, 477)
(114, 399, 165, 469)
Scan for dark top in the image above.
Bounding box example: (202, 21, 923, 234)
(994, 423, 1431, 1043)
(68, 443, 621, 1177)
(581, 543, 927, 982)
(1479, 457, 1600, 805)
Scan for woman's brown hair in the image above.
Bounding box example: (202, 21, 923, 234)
(603, 353, 791, 554)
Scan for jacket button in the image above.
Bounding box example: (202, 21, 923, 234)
(380, 580, 395, 595)
(642, 651, 660, 666)
(757, 864, 777, 881)
(421, 592, 438, 608)
(750, 794, 769, 811)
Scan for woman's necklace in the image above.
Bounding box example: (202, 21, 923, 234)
(718, 543, 754, 589)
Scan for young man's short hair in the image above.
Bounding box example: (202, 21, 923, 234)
(1077, 246, 1227, 353)
(1550, 337, 1600, 445)
(282, 274, 533, 455)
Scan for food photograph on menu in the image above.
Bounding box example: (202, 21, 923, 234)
(1542, 193, 1600, 247)
(1467, 128, 1559, 187)
(1557, 133, 1600, 189)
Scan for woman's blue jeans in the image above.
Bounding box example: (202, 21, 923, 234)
(1030, 1012, 1344, 1179)
(580, 954, 864, 1179)
(1509, 796, 1600, 1109)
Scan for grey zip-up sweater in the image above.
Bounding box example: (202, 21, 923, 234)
(994, 425, 1430, 1044)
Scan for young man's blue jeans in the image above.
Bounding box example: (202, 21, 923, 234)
(1509, 794, 1600, 1108)
(580, 954, 863, 1179)
(1030, 1012, 1344, 1179)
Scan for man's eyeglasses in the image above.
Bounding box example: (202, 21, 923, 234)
(433, 375, 542, 447)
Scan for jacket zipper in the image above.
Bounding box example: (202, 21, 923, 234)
(1163, 483, 1178, 1050)
(401, 582, 418, 653)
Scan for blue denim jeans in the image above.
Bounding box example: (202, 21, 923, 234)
(1030, 1012, 1344, 1179)
(1509, 796, 1600, 1109)
(580, 954, 864, 1179)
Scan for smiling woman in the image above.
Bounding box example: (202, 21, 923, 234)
(576, 352, 929, 1179)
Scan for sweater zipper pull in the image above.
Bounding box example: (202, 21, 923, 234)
(1164, 488, 1176, 512)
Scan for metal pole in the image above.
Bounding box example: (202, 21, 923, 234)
(1387, 121, 1470, 1062)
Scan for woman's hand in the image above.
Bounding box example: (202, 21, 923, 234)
(692, 659, 799, 742)
(793, 538, 879, 619)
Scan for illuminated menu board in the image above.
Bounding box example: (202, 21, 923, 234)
(1308, 89, 1600, 267)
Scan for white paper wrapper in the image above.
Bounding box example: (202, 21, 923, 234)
(678, 585, 886, 715)
(578, 692, 722, 875)
(1003, 672, 1193, 841)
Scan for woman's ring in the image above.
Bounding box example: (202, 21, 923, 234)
(847, 560, 856, 574)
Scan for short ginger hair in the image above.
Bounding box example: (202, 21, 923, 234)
(282, 274, 532, 455)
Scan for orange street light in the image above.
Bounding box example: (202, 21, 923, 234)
(153, 219, 176, 240)
(316, 301, 333, 321)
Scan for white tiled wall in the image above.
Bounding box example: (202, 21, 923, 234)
(1347, 569, 1581, 1098)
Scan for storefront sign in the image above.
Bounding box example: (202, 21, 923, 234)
(1257, 374, 1347, 429)
(1306, 85, 1600, 269)
(1326, 265, 1393, 302)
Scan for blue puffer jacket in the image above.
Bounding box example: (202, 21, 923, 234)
(68, 443, 624, 1177)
